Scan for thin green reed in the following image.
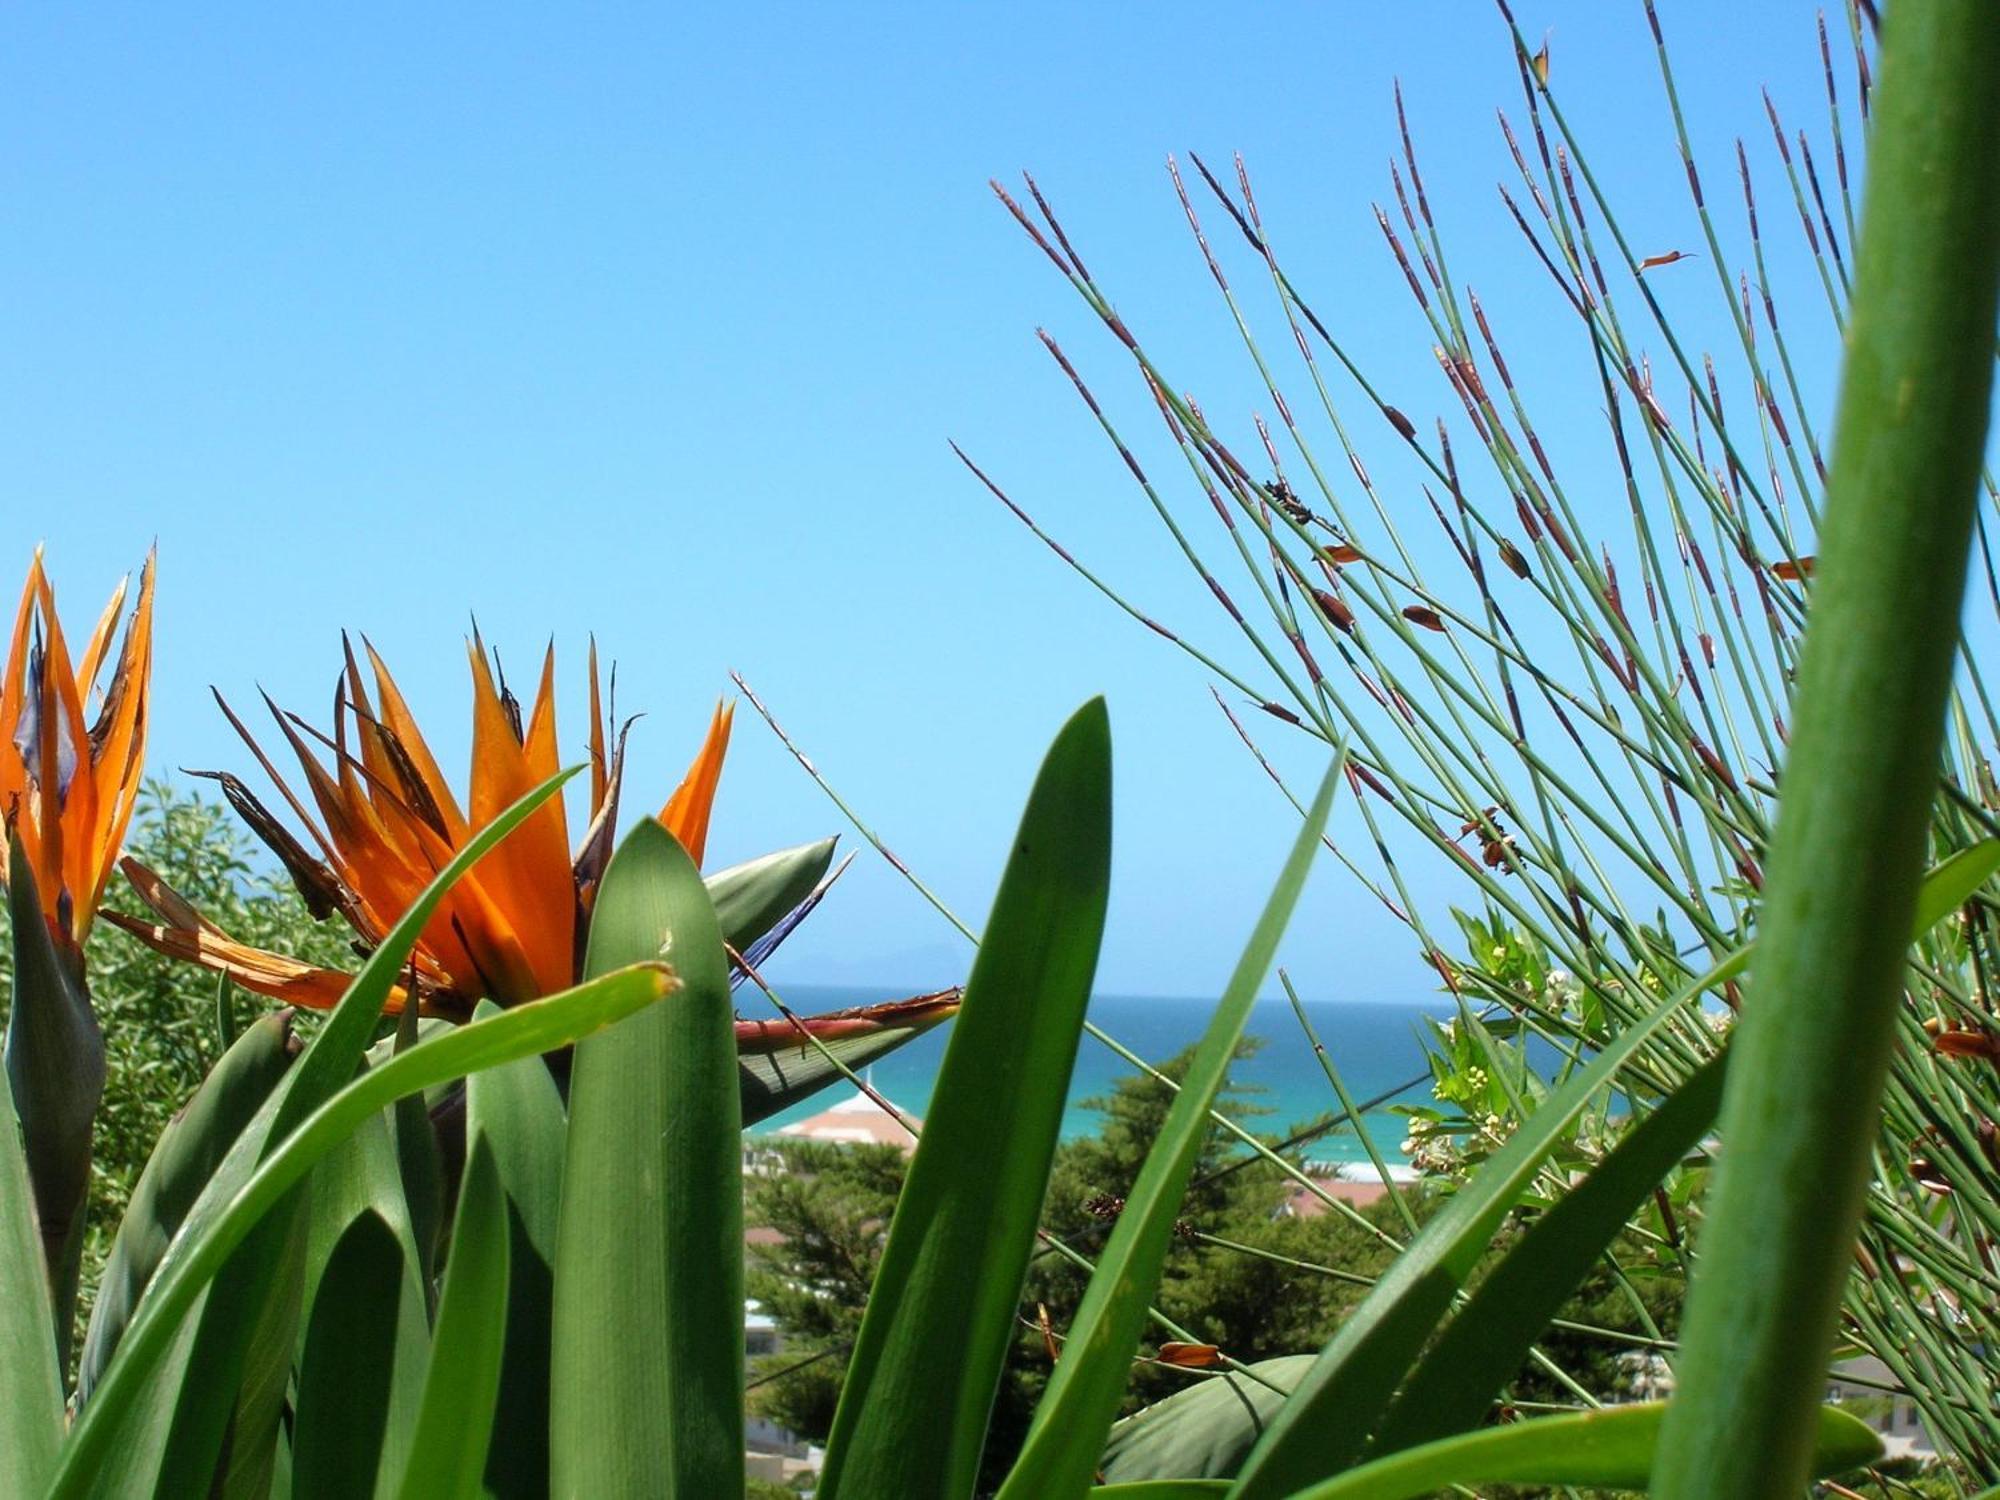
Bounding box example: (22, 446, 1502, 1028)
(1653, 0, 2000, 1489)
(962, 0, 2000, 1472)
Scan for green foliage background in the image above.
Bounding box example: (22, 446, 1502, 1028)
(746, 1046, 1681, 1493)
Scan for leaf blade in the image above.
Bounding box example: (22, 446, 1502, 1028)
(395, 1139, 512, 1500)
(1001, 757, 1340, 1499)
(817, 698, 1113, 1500)
(551, 820, 744, 1497)
(1283, 1402, 1879, 1500)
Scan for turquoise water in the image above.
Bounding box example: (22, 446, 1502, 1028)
(748, 986, 1453, 1165)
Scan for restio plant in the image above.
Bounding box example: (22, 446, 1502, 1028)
(970, 0, 2000, 1483)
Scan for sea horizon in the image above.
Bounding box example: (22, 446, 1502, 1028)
(747, 983, 1454, 1166)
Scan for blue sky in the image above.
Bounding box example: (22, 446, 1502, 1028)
(0, 3, 1850, 1000)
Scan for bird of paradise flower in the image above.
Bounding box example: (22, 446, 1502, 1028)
(2, 548, 156, 955)
(106, 632, 958, 1117)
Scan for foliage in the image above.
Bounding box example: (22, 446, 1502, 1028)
(749, 1045, 1692, 1486)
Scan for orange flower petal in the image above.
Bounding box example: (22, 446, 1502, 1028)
(464, 640, 575, 999)
(659, 699, 734, 868)
(364, 638, 468, 842)
(108, 857, 382, 1012)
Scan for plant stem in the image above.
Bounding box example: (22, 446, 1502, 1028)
(1653, 3, 2000, 1495)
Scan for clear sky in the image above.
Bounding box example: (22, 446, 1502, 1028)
(0, 3, 1850, 1000)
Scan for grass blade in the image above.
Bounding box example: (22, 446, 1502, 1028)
(817, 698, 1113, 1500)
(298, 1101, 434, 1489)
(395, 1139, 511, 1500)
(1290, 1402, 1878, 1500)
(1372, 1050, 1725, 1456)
(1001, 756, 1340, 1499)
(552, 820, 744, 1497)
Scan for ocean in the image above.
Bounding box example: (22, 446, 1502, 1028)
(748, 986, 1455, 1165)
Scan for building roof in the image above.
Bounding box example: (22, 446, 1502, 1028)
(775, 1089, 921, 1151)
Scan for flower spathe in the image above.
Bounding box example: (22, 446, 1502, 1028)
(0, 549, 156, 952)
(108, 634, 732, 1018)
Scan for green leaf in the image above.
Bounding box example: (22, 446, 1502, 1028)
(1279, 1402, 1880, 1500)
(1088, 1485, 1231, 1499)
(298, 1101, 433, 1490)
(466, 998, 568, 1499)
(552, 819, 745, 1497)
(48, 959, 673, 1500)
(392, 992, 444, 1307)
(1910, 837, 2000, 939)
(150, 1193, 308, 1500)
(1002, 757, 1340, 1499)
(291, 1212, 407, 1499)
(395, 1139, 512, 1500)
(1230, 948, 1744, 1499)
(817, 698, 1113, 1500)
(0, 1063, 63, 1495)
(1099, 1359, 1316, 1484)
(707, 836, 837, 951)
(4, 838, 105, 1370)
(77, 1010, 298, 1400)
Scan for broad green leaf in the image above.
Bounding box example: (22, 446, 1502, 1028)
(1229, 949, 1743, 1499)
(552, 820, 744, 1497)
(1372, 1050, 1726, 1457)
(818, 698, 1113, 1500)
(1088, 1486, 1230, 1498)
(76, 1011, 297, 1400)
(1281, 1402, 1880, 1500)
(738, 991, 960, 1126)
(4, 839, 104, 1370)
(0, 1065, 63, 1494)
(48, 959, 672, 1500)
(150, 1193, 308, 1500)
(467, 998, 568, 1499)
(1002, 758, 1340, 1499)
(707, 836, 837, 951)
(1099, 1359, 1315, 1484)
(292, 1212, 406, 1499)
(392, 993, 443, 1306)
(299, 1103, 433, 1490)
(396, 1140, 512, 1500)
